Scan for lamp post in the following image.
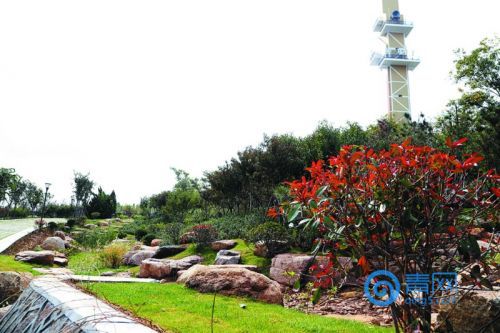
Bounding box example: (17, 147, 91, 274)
(40, 182, 51, 223)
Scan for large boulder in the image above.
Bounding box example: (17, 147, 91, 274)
(211, 240, 236, 251)
(214, 250, 240, 265)
(0, 272, 32, 306)
(41, 237, 66, 251)
(178, 265, 283, 304)
(152, 245, 186, 259)
(139, 255, 203, 279)
(270, 254, 313, 286)
(123, 250, 155, 266)
(437, 288, 500, 333)
(15, 251, 55, 265)
(270, 253, 352, 287)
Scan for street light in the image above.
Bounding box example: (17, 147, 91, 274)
(40, 182, 52, 223)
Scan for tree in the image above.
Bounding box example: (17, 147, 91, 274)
(0, 168, 17, 206)
(7, 178, 27, 210)
(73, 172, 94, 216)
(437, 37, 500, 169)
(24, 181, 43, 214)
(163, 169, 202, 222)
(278, 140, 498, 332)
(87, 187, 117, 218)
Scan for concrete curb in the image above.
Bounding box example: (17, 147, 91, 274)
(0, 277, 158, 333)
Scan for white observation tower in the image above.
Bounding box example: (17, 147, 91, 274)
(371, 0, 420, 122)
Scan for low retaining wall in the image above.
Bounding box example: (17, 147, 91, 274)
(0, 278, 157, 333)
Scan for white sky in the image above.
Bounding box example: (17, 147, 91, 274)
(0, 1, 498, 204)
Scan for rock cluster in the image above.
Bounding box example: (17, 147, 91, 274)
(139, 255, 203, 279)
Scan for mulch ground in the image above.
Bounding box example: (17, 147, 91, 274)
(283, 288, 393, 326)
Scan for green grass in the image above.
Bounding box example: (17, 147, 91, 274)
(84, 283, 391, 333)
(68, 250, 138, 276)
(0, 255, 41, 275)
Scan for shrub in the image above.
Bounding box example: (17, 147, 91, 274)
(74, 228, 117, 248)
(142, 233, 157, 246)
(191, 224, 218, 248)
(160, 223, 183, 245)
(90, 212, 101, 219)
(99, 243, 128, 268)
(47, 221, 58, 232)
(135, 228, 148, 241)
(76, 217, 87, 226)
(248, 222, 291, 257)
(34, 219, 46, 230)
(66, 219, 76, 229)
(207, 213, 266, 240)
(8, 207, 29, 218)
(117, 231, 127, 239)
(279, 140, 499, 332)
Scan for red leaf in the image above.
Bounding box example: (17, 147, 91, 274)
(492, 187, 500, 197)
(358, 256, 370, 275)
(446, 137, 468, 149)
(463, 154, 484, 169)
(452, 138, 468, 148)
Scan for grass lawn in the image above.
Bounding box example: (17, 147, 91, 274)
(84, 283, 391, 333)
(0, 255, 41, 275)
(68, 250, 139, 276)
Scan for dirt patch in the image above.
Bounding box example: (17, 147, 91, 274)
(3, 230, 52, 255)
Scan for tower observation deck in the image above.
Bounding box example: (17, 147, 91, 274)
(371, 0, 420, 121)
